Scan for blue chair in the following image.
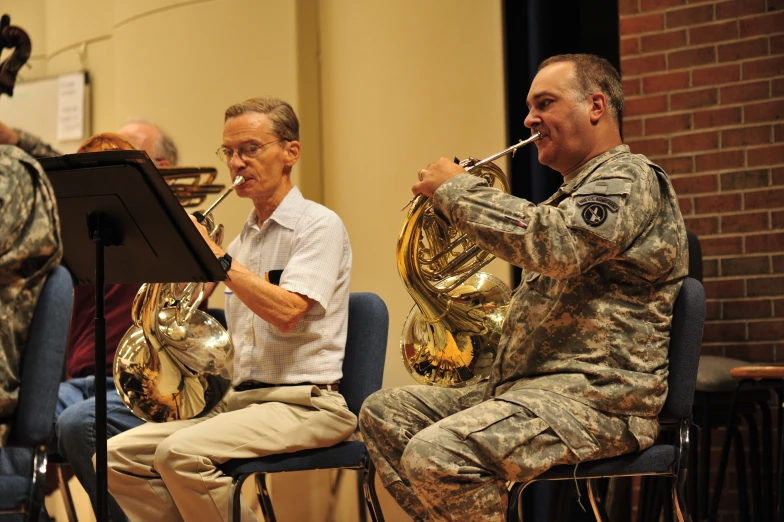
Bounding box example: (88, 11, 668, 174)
(0, 265, 74, 521)
(219, 292, 389, 522)
(507, 277, 706, 522)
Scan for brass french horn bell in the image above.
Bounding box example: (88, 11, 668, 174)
(77, 132, 239, 422)
(397, 133, 541, 387)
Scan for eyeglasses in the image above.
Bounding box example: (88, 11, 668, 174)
(215, 139, 283, 164)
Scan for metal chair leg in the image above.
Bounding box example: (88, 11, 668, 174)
(255, 474, 277, 522)
(56, 463, 78, 522)
(709, 383, 743, 522)
(506, 482, 526, 522)
(698, 402, 712, 520)
(27, 447, 47, 522)
(742, 411, 763, 522)
(759, 398, 773, 522)
(228, 473, 251, 522)
(586, 479, 610, 522)
(356, 470, 368, 522)
(673, 420, 692, 522)
(687, 422, 698, 521)
(362, 462, 385, 522)
(672, 476, 691, 522)
(732, 427, 751, 522)
(776, 387, 784, 522)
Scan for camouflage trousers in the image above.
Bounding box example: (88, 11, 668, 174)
(359, 384, 643, 522)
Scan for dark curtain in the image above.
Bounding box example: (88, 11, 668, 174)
(503, 0, 620, 288)
(502, 2, 621, 521)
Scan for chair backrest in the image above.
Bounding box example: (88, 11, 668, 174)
(686, 229, 703, 283)
(340, 293, 389, 416)
(9, 265, 73, 446)
(661, 277, 705, 421)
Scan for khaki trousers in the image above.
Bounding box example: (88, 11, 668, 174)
(102, 385, 357, 522)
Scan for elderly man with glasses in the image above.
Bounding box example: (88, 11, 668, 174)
(103, 96, 355, 522)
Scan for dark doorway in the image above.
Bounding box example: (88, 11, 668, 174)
(503, 0, 620, 288)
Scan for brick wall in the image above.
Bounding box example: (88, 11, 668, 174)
(619, 0, 784, 363)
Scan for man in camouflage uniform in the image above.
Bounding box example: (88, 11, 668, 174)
(359, 54, 689, 521)
(0, 145, 63, 446)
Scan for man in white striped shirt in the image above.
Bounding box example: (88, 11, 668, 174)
(104, 97, 355, 522)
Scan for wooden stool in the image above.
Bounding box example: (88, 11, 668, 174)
(693, 355, 763, 520)
(710, 366, 784, 522)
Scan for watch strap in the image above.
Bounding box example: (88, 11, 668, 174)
(218, 252, 232, 271)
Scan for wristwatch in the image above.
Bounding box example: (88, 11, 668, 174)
(217, 252, 232, 272)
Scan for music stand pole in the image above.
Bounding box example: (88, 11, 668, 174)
(89, 212, 121, 522)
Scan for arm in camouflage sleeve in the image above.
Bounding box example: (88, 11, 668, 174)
(14, 128, 61, 158)
(0, 149, 34, 258)
(431, 161, 659, 280)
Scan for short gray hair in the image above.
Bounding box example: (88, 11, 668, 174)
(224, 96, 299, 142)
(122, 119, 179, 165)
(538, 54, 624, 130)
(155, 129, 178, 166)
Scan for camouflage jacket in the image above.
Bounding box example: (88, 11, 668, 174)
(433, 145, 688, 422)
(14, 128, 61, 159)
(0, 145, 63, 426)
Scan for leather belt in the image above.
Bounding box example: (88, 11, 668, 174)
(234, 381, 340, 393)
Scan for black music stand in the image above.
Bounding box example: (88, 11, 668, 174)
(40, 151, 227, 522)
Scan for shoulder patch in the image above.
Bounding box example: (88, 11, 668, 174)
(581, 204, 608, 227)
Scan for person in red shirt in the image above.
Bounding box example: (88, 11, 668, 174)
(0, 120, 178, 522)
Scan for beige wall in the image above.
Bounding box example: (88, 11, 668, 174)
(4, 1, 507, 520)
(318, 0, 510, 394)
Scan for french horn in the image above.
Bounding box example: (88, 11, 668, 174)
(112, 177, 243, 422)
(398, 133, 541, 387)
(77, 132, 238, 421)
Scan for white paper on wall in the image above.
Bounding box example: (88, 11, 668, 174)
(57, 72, 86, 141)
